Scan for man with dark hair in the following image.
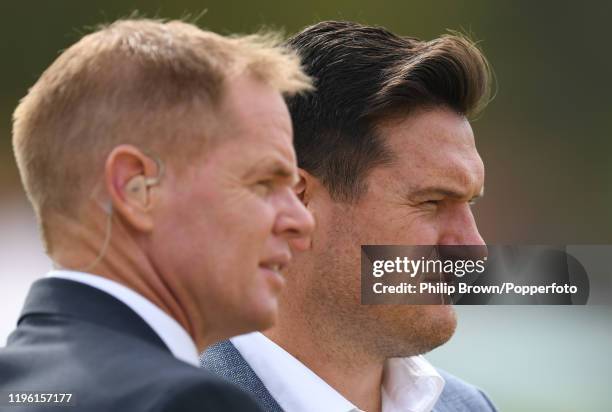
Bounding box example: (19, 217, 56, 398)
(202, 21, 497, 412)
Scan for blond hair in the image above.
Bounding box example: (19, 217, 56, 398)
(12, 18, 312, 230)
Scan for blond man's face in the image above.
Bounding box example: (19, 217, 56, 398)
(149, 75, 314, 341)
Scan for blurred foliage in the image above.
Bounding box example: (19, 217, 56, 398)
(1, 0, 611, 242)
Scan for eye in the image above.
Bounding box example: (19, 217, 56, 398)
(417, 200, 441, 212)
(421, 200, 441, 208)
(252, 180, 275, 197)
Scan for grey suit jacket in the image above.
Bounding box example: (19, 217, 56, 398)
(201, 340, 497, 412)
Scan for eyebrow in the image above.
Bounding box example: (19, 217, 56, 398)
(244, 158, 298, 183)
(408, 186, 485, 201)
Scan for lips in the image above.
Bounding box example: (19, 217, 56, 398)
(259, 253, 291, 278)
(259, 262, 284, 274)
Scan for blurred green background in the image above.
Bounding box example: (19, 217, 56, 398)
(1, 1, 610, 411)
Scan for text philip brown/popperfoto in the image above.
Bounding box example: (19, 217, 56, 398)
(370, 257, 578, 297)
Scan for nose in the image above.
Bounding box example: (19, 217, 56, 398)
(438, 203, 485, 246)
(273, 187, 315, 252)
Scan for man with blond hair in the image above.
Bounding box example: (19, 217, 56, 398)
(0, 18, 314, 411)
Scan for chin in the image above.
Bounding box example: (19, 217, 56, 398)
(240, 297, 279, 333)
(373, 304, 457, 357)
(417, 305, 457, 352)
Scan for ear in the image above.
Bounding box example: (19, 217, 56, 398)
(294, 168, 318, 206)
(104, 145, 162, 232)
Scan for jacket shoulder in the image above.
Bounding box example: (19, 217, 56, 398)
(434, 369, 497, 412)
(89, 354, 263, 411)
(0, 324, 261, 412)
(152, 371, 262, 412)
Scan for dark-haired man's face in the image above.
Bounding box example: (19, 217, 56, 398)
(288, 107, 485, 357)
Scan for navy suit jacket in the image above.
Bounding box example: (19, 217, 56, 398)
(201, 340, 497, 412)
(0, 278, 262, 412)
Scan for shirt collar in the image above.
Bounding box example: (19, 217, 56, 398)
(382, 357, 445, 412)
(47, 269, 199, 367)
(231, 332, 356, 412)
(231, 332, 445, 412)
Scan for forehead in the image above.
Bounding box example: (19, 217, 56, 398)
(375, 108, 484, 191)
(211, 74, 295, 161)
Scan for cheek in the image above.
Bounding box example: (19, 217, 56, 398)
(153, 192, 275, 276)
(193, 202, 277, 307)
(394, 215, 440, 244)
(219, 198, 277, 279)
(356, 210, 439, 245)
(313, 210, 362, 285)
(235, 198, 276, 241)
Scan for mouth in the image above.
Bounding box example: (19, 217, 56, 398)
(258, 262, 285, 275)
(258, 255, 291, 291)
(259, 251, 291, 273)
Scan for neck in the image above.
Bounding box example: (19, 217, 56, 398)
(48, 209, 208, 349)
(265, 308, 385, 412)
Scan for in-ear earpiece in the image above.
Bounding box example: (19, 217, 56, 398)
(125, 175, 148, 206)
(125, 170, 163, 207)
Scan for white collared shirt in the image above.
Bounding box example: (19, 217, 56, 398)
(231, 332, 445, 412)
(48, 269, 199, 367)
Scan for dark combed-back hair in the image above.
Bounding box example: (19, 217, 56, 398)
(285, 21, 492, 202)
